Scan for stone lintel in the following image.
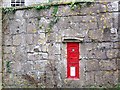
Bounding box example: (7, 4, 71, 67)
(62, 36, 84, 43)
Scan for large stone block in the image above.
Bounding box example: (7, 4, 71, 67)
(87, 22, 98, 30)
(57, 5, 79, 16)
(15, 10, 25, 19)
(97, 13, 112, 29)
(102, 28, 111, 41)
(99, 60, 117, 71)
(27, 18, 38, 34)
(26, 34, 33, 45)
(85, 60, 99, 71)
(41, 44, 49, 52)
(85, 72, 95, 86)
(33, 34, 46, 45)
(97, 42, 113, 49)
(80, 43, 89, 59)
(3, 35, 12, 45)
(112, 13, 119, 29)
(13, 34, 23, 45)
(88, 29, 103, 41)
(9, 19, 26, 34)
(12, 61, 22, 73)
(94, 71, 104, 86)
(107, 2, 119, 12)
(106, 49, 119, 59)
(3, 46, 16, 54)
(27, 53, 35, 61)
(88, 49, 107, 59)
(24, 9, 39, 18)
(102, 71, 117, 87)
(34, 60, 48, 72)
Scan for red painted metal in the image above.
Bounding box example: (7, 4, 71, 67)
(67, 42, 79, 79)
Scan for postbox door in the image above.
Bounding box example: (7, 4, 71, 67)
(67, 42, 79, 79)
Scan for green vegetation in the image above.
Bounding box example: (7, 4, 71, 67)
(34, 5, 51, 10)
(6, 61, 11, 73)
(46, 5, 59, 34)
(70, 2, 94, 10)
(2, 7, 16, 14)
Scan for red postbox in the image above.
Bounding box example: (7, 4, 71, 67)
(67, 42, 79, 79)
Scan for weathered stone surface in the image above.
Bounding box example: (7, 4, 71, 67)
(106, 49, 119, 59)
(85, 72, 95, 86)
(24, 9, 39, 18)
(113, 42, 120, 49)
(116, 59, 120, 69)
(107, 2, 119, 12)
(102, 28, 111, 41)
(99, 60, 117, 70)
(9, 19, 26, 34)
(41, 44, 49, 52)
(34, 60, 48, 72)
(88, 49, 107, 59)
(3, 35, 12, 45)
(97, 13, 112, 29)
(27, 18, 38, 34)
(15, 10, 25, 19)
(26, 34, 33, 45)
(94, 71, 104, 86)
(3, 46, 16, 54)
(27, 53, 35, 61)
(57, 5, 79, 16)
(97, 42, 113, 49)
(85, 60, 99, 71)
(102, 71, 117, 87)
(88, 29, 103, 41)
(2, 2, 119, 88)
(42, 53, 48, 59)
(13, 34, 24, 45)
(12, 61, 22, 72)
(33, 34, 46, 45)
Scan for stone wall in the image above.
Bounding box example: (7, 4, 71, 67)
(0, 7, 2, 89)
(2, 2, 120, 88)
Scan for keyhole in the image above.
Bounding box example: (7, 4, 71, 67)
(72, 49, 75, 52)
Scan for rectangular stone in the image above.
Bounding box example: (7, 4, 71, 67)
(3, 46, 16, 54)
(26, 34, 33, 45)
(88, 49, 107, 59)
(107, 2, 119, 12)
(102, 71, 116, 86)
(85, 60, 99, 71)
(99, 60, 117, 71)
(9, 19, 26, 34)
(85, 72, 95, 86)
(80, 43, 89, 59)
(3, 35, 12, 46)
(97, 42, 113, 49)
(13, 34, 22, 45)
(34, 60, 48, 72)
(94, 71, 104, 86)
(106, 49, 119, 59)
